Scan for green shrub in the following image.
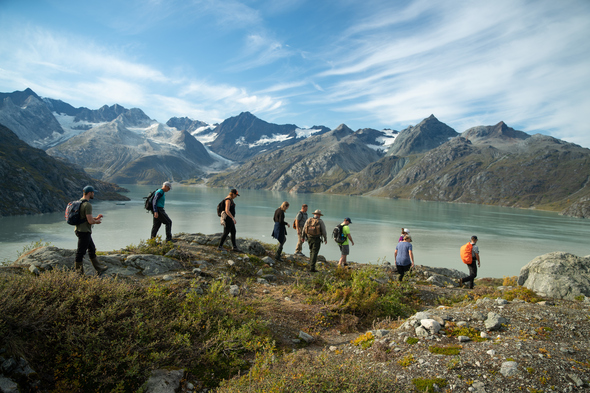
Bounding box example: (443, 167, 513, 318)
(428, 345, 462, 355)
(0, 271, 271, 391)
(218, 350, 404, 393)
(412, 377, 447, 392)
(124, 236, 175, 255)
(297, 267, 417, 323)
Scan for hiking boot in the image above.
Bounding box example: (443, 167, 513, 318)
(232, 248, 244, 253)
(75, 261, 84, 275)
(90, 257, 108, 275)
(455, 278, 463, 287)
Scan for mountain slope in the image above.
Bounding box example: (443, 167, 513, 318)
(209, 124, 385, 192)
(0, 123, 128, 216)
(208, 112, 330, 162)
(47, 120, 215, 184)
(0, 89, 65, 148)
(371, 134, 590, 212)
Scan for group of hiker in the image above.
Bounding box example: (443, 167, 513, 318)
(68, 183, 481, 287)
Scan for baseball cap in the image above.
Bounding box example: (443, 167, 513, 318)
(230, 188, 240, 196)
(344, 217, 352, 223)
(163, 181, 172, 189)
(83, 185, 95, 193)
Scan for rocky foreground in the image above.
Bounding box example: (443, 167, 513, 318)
(1, 233, 589, 392)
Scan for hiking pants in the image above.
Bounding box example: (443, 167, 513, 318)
(295, 233, 304, 254)
(308, 236, 322, 271)
(219, 217, 237, 248)
(463, 263, 478, 289)
(151, 208, 172, 241)
(75, 231, 96, 263)
(396, 264, 411, 281)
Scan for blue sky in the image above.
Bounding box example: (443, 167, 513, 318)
(1, 0, 589, 147)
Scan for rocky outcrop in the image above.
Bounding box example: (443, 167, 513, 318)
(13, 247, 185, 277)
(0, 124, 128, 216)
(518, 252, 590, 300)
(560, 195, 590, 219)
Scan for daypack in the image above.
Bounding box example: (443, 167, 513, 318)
(143, 189, 158, 212)
(460, 242, 473, 264)
(217, 198, 227, 217)
(65, 200, 87, 225)
(333, 224, 346, 244)
(305, 217, 322, 237)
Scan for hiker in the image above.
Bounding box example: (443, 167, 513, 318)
(74, 185, 108, 275)
(394, 234, 414, 281)
(399, 228, 410, 242)
(151, 181, 173, 242)
(457, 236, 481, 289)
(272, 201, 290, 261)
(218, 189, 242, 252)
(302, 209, 327, 272)
(294, 204, 308, 256)
(337, 217, 354, 267)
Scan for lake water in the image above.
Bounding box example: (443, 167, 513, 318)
(1, 185, 589, 277)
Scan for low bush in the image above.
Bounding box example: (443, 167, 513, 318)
(0, 271, 271, 391)
(217, 350, 404, 392)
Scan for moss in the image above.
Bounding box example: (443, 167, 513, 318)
(412, 378, 447, 392)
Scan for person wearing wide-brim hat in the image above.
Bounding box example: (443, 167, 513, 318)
(301, 209, 327, 272)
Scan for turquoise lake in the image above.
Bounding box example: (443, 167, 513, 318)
(1, 185, 589, 277)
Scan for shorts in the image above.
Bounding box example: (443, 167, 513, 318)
(339, 244, 349, 256)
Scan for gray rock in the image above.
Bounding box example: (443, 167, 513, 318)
(0, 376, 19, 393)
(421, 319, 441, 334)
(413, 312, 432, 321)
(426, 274, 457, 287)
(458, 335, 471, 342)
(28, 265, 40, 276)
(568, 373, 584, 387)
(496, 298, 508, 305)
(500, 361, 519, 377)
(485, 312, 508, 331)
(472, 311, 486, 321)
(257, 278, 269, 284)
(371, 329, 391, 338)
(415, 326, 429, 337)
(262, 256, 274, 265)
(229, 285, 240, 296)
(298, 331, 314, 343)
(518, 252, 590, 300)
(144, 369, 185, 393)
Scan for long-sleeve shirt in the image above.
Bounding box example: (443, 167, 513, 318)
(302, 217, 327, 242)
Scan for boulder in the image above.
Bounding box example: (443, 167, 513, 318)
(144, 369, 185, 393)
(518, 252, 590, 300)
(485, 312, 508, 331)
(175, 233, 266, 255)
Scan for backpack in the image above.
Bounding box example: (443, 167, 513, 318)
(305, 217, 322, 237)
(460, 242, 473, 264)
(333, 224, 346, 244)
(65, 200, 87, 225)
(143, 189, 158, 212)
(217, 198, 227, 217)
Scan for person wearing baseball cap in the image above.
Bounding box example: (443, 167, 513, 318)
(218, 188, 242, 252)
(338, 217, 354, 267)
(74, 185, 108, 275)
(151, 181, 174, 243)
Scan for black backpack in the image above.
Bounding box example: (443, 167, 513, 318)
(333, 224, 346, 244)
(144, 189, 158, 212)
(65, 200, 87, 225)
(217, 198, 227, 217)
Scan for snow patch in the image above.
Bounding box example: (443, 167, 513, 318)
(249, 134, 293, 147)
(295, 128, 323, 138)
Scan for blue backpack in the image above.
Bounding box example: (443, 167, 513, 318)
(65, 200, 87, 225)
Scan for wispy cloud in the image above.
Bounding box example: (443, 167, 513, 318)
(312, 0, 590, 145)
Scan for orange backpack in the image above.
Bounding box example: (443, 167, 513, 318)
(460, 242, 473, 264)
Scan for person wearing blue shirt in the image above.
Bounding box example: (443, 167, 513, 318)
(394, 235, 415, 281)
(151, 181, 173, 242)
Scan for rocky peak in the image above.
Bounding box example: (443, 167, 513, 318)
(462, 122, 530, 151)
(388, 115, 458, 156)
